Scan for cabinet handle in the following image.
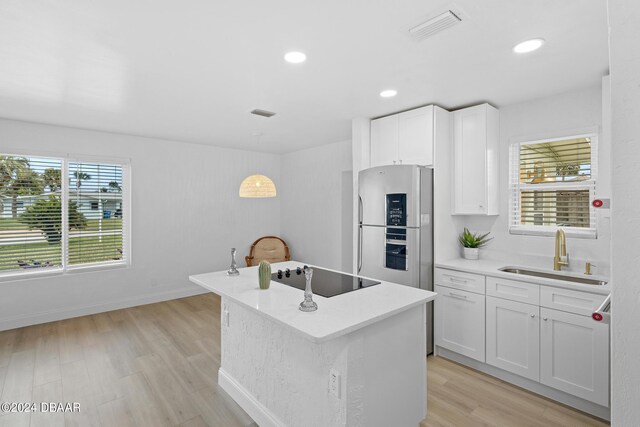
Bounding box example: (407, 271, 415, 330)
(393, 160, 397, 164)
(448, 277, 468, 284)
(399, 159, 403, 164)
(543, 317, 548, 321)
(530, 314, 536, 318)
(449, 292, 468, 300)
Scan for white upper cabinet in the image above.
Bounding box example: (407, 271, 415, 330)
(452, 103, 499, 215)
(370, 114, 398, 167)
(398, 107, 434, 166)
(370, 105, 435, 167)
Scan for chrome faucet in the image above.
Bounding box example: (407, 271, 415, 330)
(554, 229, 569, 271)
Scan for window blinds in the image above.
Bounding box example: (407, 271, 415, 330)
(68, 161, 125, 266)
(0, 154, 128, 276)
(0, 156, 63, 272)
(510, 137, 596, 236)
(519, 138, 592, 184)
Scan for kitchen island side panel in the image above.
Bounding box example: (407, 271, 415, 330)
(220, 297, 426, 427)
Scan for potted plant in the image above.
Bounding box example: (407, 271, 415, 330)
(458, 228, 492, 260)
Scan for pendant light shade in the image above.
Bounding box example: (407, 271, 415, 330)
(239, 174, 277, 198)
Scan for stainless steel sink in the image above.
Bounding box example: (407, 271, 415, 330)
(499, 267, 608, 286)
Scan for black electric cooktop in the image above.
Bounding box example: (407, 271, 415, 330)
(271, 266, 380, 298)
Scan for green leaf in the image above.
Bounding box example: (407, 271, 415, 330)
(458, 227, 493, 248)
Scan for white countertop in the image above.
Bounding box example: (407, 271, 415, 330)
(436, 258, 611, 295)
(189, 261, 436, 343)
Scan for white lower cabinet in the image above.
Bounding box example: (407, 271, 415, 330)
(434, 285, 485, 362)
(540, 307, 610, 407)
(486, 296, 540, 381)
(435, 269, 610, 411)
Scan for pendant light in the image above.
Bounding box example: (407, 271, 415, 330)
(239, 174, 277, 198)
(238, 128, 276, 198)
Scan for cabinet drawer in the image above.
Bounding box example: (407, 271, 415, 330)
(486, 276, 539, 305)
(540, 287, 608, 316)
(435, 268, 485, 294)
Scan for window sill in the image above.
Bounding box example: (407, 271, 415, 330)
(66, 261, 130, 274)
(0, 261, 130, 284)
(509, 226, 597, 239)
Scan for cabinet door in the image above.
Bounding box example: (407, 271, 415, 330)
(486, 296, 540, 381)
(434, 285, 485, 362)
(398, 106, 434, 166)
(540, 308, 609, 406)
(452, 105, 487, 214)
(370, 115, 398, 167)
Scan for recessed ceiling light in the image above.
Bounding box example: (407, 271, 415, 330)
(380, 89, 397, 98)
(513, 38, 545, 54)
(284, 51, 306, 64)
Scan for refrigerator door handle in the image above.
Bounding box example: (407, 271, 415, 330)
(358, 225, 363, 273)
(358, 196, 363, 273)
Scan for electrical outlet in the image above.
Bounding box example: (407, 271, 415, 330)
(329, 368, 341, 398)
(223, 307, 229, 327)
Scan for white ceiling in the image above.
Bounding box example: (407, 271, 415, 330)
(0, 0, 609, 153)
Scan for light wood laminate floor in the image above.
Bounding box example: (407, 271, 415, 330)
(0, 294, 608, 427)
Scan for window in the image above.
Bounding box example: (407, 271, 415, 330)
(509, 135, 597, 237)
(0, 153, 129, 276)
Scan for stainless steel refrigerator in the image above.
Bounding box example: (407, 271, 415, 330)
(357, 165, 434, 354)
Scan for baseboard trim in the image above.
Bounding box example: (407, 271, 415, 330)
(0, 286, 209, 331)
(435, 346, 611, 421)
(218, 368, 285, 427)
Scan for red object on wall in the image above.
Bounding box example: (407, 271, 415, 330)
(592, 312, 604, 321)
(593, 199, 604, 208)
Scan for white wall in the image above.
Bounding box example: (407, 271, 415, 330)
(0, 118, 281, 330)
(432, 108, 458, 263)
(457, 84, 611, 273)
(608, 1, 640, 424)
(279, 140, 352, 272)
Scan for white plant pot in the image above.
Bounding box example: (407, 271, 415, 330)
(463, 247, 479, 260)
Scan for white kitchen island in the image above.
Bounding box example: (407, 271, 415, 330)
(189, 261, 436, 427)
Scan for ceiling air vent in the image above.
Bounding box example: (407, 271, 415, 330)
(250, 109, 276, 118)
(409, 10, 461, 41)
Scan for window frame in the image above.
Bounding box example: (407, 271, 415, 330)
(0, 151, 131, 281)
(509, 132, 598, 239)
